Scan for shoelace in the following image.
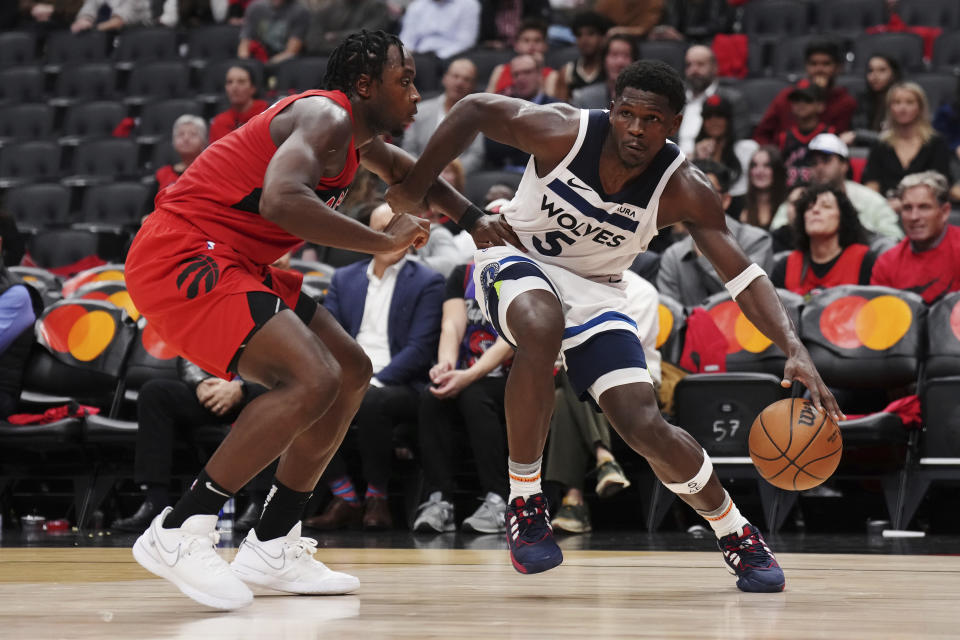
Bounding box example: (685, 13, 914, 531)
(286, 536, 319, 561)
(512, 503, 550, 542)
(726, 532, 774, 568)
(184, 529, 226, 572)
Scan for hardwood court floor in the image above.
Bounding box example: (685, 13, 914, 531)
(1, 546, 958, 639)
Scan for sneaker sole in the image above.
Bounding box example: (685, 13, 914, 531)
(736, 573, 786, 593)
(132, 535, 253, 610)
(596, 477, 631, 498)
(231, 563, 360, 595)
(508, 549, 564, 575)
(551, 518, 592, 534)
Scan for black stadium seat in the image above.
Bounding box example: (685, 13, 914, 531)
(61, 101, 126, 142)
(125, 61, 191, 105)
(932, 31, 960, 72)
(44, 31, 110, 69)
(915, 72, 957, 110)
(113, 27, 179, 69)
(0, 140, 61, 188)
(137, 98, 203, 143)
(80, 182, 151, 224)
(0, 31, 37, 67)
(638, 41, 688, 73)
(0, 103, 54, 142)
(274, 57, 329, 94)
(3, 183, 71, 228)
(853, 32, 926, 72)
(817, 0, 886, 40)
(897, 0, 960, 29)
(65, 138, 138, 186)
(186, 24, 242, 65)
(0, 66, 45, 105)
(52, 63, 117, 106)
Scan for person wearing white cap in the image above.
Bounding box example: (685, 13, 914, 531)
(770, 133, 902, 241)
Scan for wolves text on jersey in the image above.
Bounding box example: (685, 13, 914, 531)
(532, 194, 626, 257)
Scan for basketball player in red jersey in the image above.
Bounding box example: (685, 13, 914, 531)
(125, 31, 520, 610)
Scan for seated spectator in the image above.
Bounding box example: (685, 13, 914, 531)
(771, 184, 875, 296)
(304, 0, 390, 56)
(691, 94, 757, 201)
(555, 11, 613, 103)
(771, 133, 902, 241)
(753, 38, 855, 146)
(305, 205, 444, 530)
(110, 358, 269, 532)
(237, 0, 308, 64)
(570, 34, 638, 110)
(402, 58, 484, 174)
(740, 146, 787, 230)
(0, 216, 43, 419)
(932, 76, 960, 204)
(548, 269, 661, 534)
(779, 80, 834, 188)
(478, 0, 551, 50)
(863, 83, 953, 207)
(871, 171, 960, 304)
(679, 44, 749, 155)
(155, 115, 207, 192)
(657, 160, 773, 307)
(485, 54, 559, 171)
(398, 0, 480, 60)
(209, 64, 269, 143)
(71, 0, 151, 31)
(20, 0, 84, 29)
(841, 55, 902, 148)
(412, 260, 514, 534)
(486, 20, 560, 99)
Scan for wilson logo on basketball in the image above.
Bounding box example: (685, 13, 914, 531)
(176, 255, 220, 299)
(797, 403, 817, 427)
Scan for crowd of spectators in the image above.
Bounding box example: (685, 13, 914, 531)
(2, 0, 960, 534)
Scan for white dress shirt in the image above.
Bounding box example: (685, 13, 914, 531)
(356, 258, 406, 382)
(678, 80, 720, 156)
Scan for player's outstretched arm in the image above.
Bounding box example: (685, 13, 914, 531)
(666, 166, 844, 421)
(261, 98, 428, 254)
(387, 94, 580, 214)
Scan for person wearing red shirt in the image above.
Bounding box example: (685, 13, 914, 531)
(753, 38, 856, 146)
(154, 115, 207, 192)
(124, 30, 520, 611)
(209, 64, 269, 143)
(871, 171, 960, 304)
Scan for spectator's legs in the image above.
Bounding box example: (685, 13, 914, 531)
(457, 377, 508, 499)
(418, 391, 461, 499)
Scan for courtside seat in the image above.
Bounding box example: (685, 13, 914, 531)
(902, 292, 960, 527)
(8, 266, 62, 308)
(799, 285, 925, 528)
(656, 293, 684, 365)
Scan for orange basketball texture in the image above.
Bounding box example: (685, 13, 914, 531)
(749, 398, 843, 491)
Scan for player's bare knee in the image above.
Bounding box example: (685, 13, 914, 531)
(620, 405, 671, 458)
(509, 299, 563, 357)
(290, 361, 343, 420)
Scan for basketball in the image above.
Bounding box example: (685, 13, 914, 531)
(748, 398, 843, 491)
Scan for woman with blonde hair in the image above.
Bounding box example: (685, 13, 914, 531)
(862, 82, 953, 202)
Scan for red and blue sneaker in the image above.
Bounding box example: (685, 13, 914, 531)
(718, 523, 785, 592)
(505, 494, 563, 574)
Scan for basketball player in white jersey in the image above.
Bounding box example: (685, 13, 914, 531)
(387, 60, 843, 592)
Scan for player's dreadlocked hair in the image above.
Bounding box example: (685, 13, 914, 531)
(323, 30, 405, 98)
(615, 60, 686, 114)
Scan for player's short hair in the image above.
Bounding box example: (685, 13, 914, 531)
(173, 114, 207, 139)
(615, 60, 686, 114)
(324, 30, 405, 98)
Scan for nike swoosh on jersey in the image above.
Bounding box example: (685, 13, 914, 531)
(566, 177, 590, 191)
(246, 540, 286, 571)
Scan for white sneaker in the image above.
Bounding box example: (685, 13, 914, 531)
(461, 492, 506, 534)
(231, 522, 360, 595)
(412, 491, 455, 533)
(132, 507, 253, 610)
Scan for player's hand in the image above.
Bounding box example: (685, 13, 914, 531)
(429, 369, 475, 399)
(384, 183, 429, 217)
(471, 213, 526, 252)
(782, 348, 845, 422)
(383, 212, 431, 251)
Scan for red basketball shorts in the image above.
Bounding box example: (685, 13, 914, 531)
(125, 209, 316, 380)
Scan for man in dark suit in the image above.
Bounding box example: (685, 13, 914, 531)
(306, 203, 445, 530)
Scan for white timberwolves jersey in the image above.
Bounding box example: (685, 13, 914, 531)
(500, 108, 685, 282)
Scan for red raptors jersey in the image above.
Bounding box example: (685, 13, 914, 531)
(156, 90, 359, 265)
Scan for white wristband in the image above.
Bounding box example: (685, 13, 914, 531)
(724, 262, 766, 299)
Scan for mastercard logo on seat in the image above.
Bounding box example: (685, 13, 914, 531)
(708, 300, 773, 354)
(39, 301, 125, 363)
(817, 295, 912, 351)
(74, 281, 140, 321)
(62, 265, 125, 298)
(656, 303, 674, 349)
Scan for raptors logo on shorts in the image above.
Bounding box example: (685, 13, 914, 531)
(176, 255, 220, 299)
